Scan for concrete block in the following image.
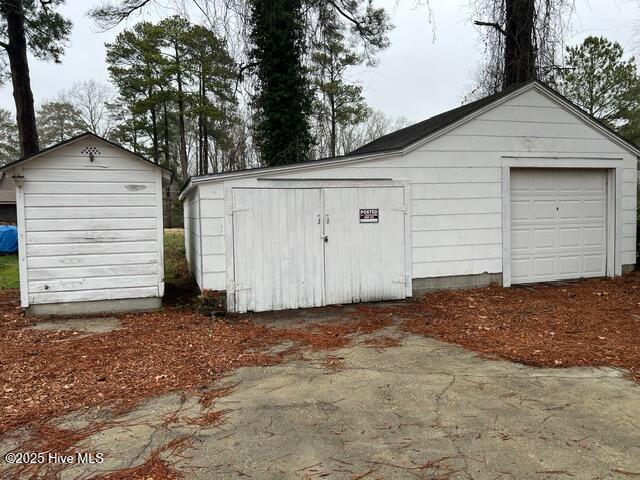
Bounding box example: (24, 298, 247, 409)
(622, 264, 636, 274)
(27, 297, 162, 316)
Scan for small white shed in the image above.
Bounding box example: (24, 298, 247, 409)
(180, 80, 638, 313)
(0, 132, 172, 315)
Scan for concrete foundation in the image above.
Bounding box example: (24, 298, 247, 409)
(27, 297, 162, 316)
(412, 272, 503, 296)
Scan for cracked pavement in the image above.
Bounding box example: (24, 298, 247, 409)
(44, 323, 640, 480)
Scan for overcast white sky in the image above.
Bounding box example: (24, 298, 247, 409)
(1, 0, 639, 123)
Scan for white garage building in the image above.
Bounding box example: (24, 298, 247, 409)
(0, 132, 172, 315)
(180, 80, 638, 313)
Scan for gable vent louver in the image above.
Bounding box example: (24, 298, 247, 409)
(80, 146, 102, 156)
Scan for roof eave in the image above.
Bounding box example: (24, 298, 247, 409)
(0, 132, 175, 177)
(178, 149, 401, 200)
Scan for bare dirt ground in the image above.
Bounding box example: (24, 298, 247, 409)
(1, 273, 640, 478)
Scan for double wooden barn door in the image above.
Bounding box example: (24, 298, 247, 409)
(230, 186, 408, 313)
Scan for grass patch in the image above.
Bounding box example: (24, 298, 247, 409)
(0, 254, 19, 290)
(164, 229, 197, 303)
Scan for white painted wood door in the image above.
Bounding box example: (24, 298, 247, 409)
(231, 186, 407, 312)
(232, 188, 325, 313)
(510, 169, 607, 284)
(323, 187, 407, 304)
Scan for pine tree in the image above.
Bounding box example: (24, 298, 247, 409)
(0, 108, 19, 165)
(310, 7, 369, 158)
(558, 36, 640, 126)
(37, 100, 85, 148)
(106, 22, 168, 163)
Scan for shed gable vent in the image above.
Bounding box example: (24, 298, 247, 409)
(80, 146, 102, 156)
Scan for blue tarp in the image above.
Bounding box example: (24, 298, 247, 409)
(0, 226, 18, 254)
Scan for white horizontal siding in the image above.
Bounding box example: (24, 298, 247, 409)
(26, 206, 157, 219)
(30, 286, 159, 305)
(26, 218, 157, 232)
(27, 241, 158, 256)
(194, 86, 636, 290)
(24, 193, 156, 207)
(21, 138, 163, 306)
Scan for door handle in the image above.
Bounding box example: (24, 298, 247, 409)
(321, 234, 328, 243)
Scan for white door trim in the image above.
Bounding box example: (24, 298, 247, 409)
(501, 158, 623, 287)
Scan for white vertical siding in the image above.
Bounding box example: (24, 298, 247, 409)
(198, 183, 226, 290)
(183, 187, 203, 289)
(19, 138, 164, 305)
(192, 86, 637, 291)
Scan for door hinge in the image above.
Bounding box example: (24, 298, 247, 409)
(231, 205, 250, 214)
(392, 273, 411, 285)
(392, 204, 408, 213)
(231, 282, 251, 292)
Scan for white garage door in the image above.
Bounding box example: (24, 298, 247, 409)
(231, 186, 408, 312)
(510, 169, 607, 284)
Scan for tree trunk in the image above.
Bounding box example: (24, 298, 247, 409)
(174, 46, 188, 180)
(162, 102, 170, 165)
(1, 0, 39, 156)
(150, 103, 159, 164)
(162, 102, 173, 228)
(503, 0, 536, 88)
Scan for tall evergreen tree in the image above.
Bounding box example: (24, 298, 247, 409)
(558, 36, 640, 126)
(0, 0, 71, 156)
(185, 24, 238, 175)
(0, 107, 19, 165)
(106, 22, 167, 163)
(37, 100, 85, 147)
(249, 0, 312, 166)
(310, 6, 369, 158)
(158, 16, 192, 179)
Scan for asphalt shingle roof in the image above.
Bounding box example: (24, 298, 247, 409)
(348, 82, 529, 156)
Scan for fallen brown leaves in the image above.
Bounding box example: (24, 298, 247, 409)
(0, 306, 282, 435)
(0, 295, 395, 437)
(402, 274, 640, 381)
(91, 436, 192, 480)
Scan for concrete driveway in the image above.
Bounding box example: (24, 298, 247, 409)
(8, 318, 640, 479)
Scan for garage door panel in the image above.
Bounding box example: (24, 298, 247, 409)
(558, 228, 580, 248)
(557, 256, 580, 276)
(510, 169, 607, 284)
(533, 257, 555, 277)
(584, 200, 606, 219)
(510, 201, 530, 220)
(533, 172, 556, 191)
(511, 258, 530, 281)
(511, 229, 530, 251)
(558, 200, 580, 220)
(533, 200, 556, 219)
(584, 254, 605, 274)
(533, 229, 555, 248)
(511, 174, 530, 192)
(584, 227, 605, 246)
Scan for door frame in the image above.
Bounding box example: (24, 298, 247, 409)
(500, 157, 624, 287)
(224, 179, 412, 312)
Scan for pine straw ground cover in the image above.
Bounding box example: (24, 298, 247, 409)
(402, 273, 640, 381)
(0, 289, 394, 476)
(3, 273, 640, 478)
